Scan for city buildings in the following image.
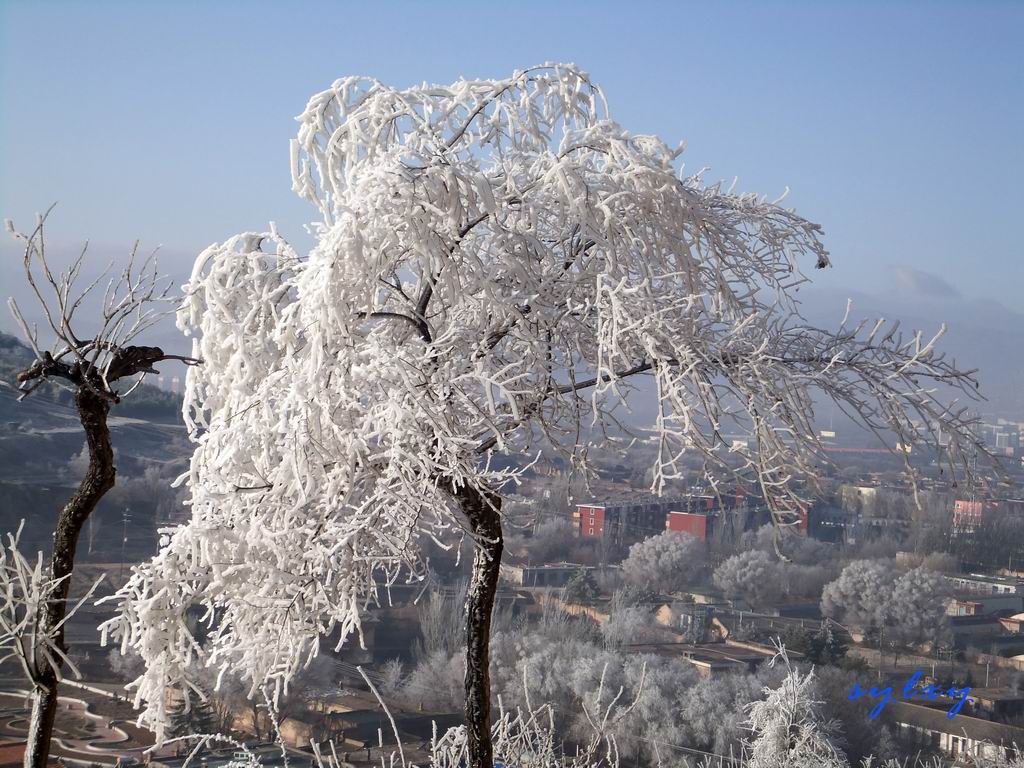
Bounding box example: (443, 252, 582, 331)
(573, 490, 758, 546)
(573, 495, 691, 544)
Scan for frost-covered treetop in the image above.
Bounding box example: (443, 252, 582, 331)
(103, 64, 985, 736)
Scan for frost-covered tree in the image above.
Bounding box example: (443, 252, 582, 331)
(102, 65, 989, 768)
(415, 582, 469, 662)
(820, 560, 896, 630)
(621, 530, 704, 593)
(4, 212, 198, 768)
(679, 666, 780, 756)
(379, 658, 405, 699)
(599, 605, 658, 648)
(889, 567, 951, 646)
(779, 563, 833, 601)
(821, 562, 949, 651)
(745, 650, 848, 768)
(741, 523, 835, 566)
(402, 650, 466, 712)
(714, 550, 782, 605)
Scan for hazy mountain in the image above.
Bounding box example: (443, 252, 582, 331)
(796, 282, 1023, 420)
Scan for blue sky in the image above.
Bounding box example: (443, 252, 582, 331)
(1, 1, 1021, 308)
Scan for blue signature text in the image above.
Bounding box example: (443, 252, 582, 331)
(848, 670, 973, 720)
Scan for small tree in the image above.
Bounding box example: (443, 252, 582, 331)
(102, 65, 989, 768)
(783, 623, 848, 668)
(621, 530, 704, 594)
(563, 568, 599, 604)
(745, 648, 848, 768)
(599, 605, 658, 648)
(816, 623, 849, 666)
(4, 211, 198, 768)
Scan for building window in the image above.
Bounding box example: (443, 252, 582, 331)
(588, 527, 594, 535)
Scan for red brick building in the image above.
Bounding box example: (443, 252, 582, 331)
(573, 496, 688, 545)
(575, 503, 607, 538)
(666, 510, 712, 541)
(953, 500, 986, 532)
(575, 490, 758, 546)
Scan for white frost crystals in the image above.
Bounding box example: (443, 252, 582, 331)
(100, 63, 988, 738)
(0, 523, 102, 685)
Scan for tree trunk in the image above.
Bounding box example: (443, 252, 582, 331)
(460, 486, 503, 768)
(25, 388, 114, 768)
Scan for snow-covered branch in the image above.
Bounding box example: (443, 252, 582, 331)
(0, 523, 102, 687)
(6, 210, 201, 402)
(101, 64, 993, 743)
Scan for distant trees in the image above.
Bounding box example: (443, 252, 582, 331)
(718, 527, 835, 603)
(896, 551, 959, 574)
(621, 530, 705, 594)
(714, 550, 782, 605)
(958, 508, 1024, 571)
(0, 330, 184, 423)
(520, 518, 577, 564)
(741, 524, 835, 567)
(779, 563, 834, 601)
(820, 560, 894, 629)
(821, 562, 950, 647)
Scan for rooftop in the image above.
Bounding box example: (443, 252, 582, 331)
(949, 573, 1024, 587)
(887, 700, 1024, 744)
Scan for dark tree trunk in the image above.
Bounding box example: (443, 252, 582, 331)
(459, 486, 503, 768)
(25, 388, 114, 768)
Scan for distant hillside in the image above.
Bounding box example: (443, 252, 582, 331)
(0, 331, 185, 423)
(0, 331, 192, 561)
(0, 330, 191, 480)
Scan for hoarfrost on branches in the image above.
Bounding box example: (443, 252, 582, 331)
(5, 212, 200, 768)
(714, 550, 782, 605)
(820, 560, 895, 630)
(101, 63, 990, 748)
(820, 561, 950, 645)
(0, 524, 102, 684)
(887, 566, 951, 645)
(621, 530, 705, 593)
(744, 647, 848, 768)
